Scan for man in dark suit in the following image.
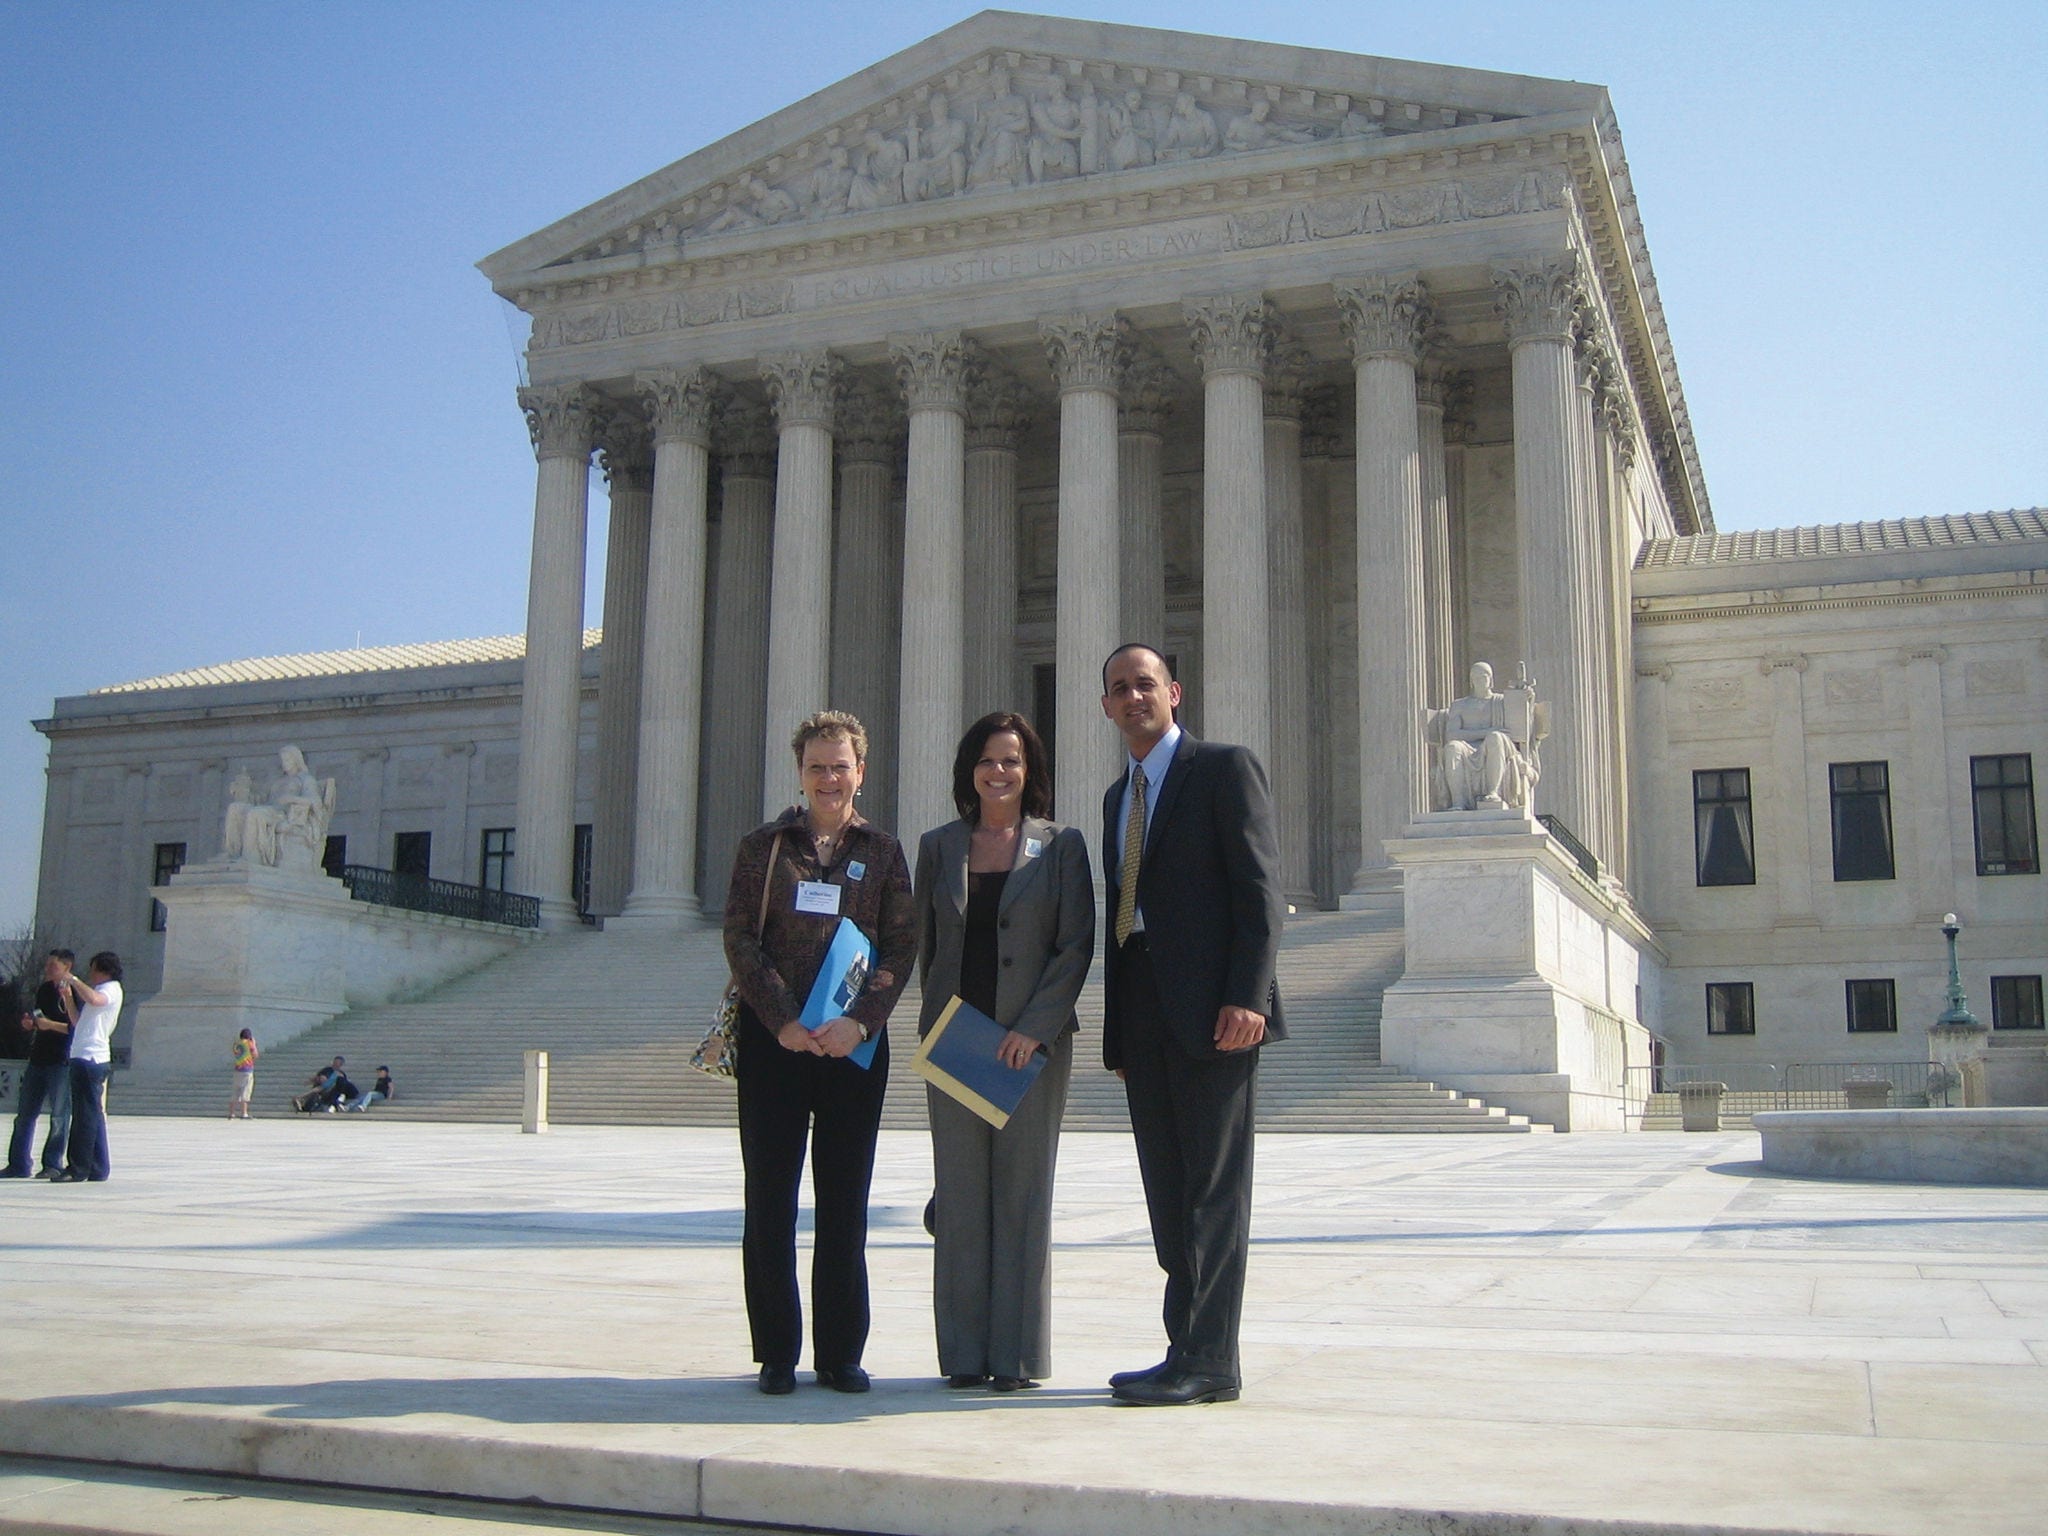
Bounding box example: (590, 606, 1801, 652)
(1099, 643, 1284, 1405)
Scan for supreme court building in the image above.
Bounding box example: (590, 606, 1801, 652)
(30, 14, 2048, 1094)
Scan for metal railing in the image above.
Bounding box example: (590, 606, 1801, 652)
(337, 865, 541, 929)
(1537, 815, 1602, 881)
(1627, 1059, 1940, 1112)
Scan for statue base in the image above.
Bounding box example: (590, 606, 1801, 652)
(130, 860, 535, 1087)
(1378, 814, 1661, 1131)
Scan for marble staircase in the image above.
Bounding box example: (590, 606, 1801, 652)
(149, 909, 1549, 1134)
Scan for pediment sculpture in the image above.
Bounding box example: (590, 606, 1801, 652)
(570, 53, 1492, 264)
(1423, 662, 1549, 813)
(221, 745, 338, 872)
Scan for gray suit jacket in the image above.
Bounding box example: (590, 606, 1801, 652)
(913, 815, 1096, 1044)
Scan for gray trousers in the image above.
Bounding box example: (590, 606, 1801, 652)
(927, 1027, 1074, 1380)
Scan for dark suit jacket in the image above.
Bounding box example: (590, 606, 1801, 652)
(1101, 732, 1286, 1069)
(914, 815, 1096, 1045)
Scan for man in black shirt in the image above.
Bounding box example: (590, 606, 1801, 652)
(5, 950, 76, 1179)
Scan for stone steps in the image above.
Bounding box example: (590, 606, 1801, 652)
(135, 909, 1551, 1134)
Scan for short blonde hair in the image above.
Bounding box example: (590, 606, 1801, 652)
(791, 709, 868, 765)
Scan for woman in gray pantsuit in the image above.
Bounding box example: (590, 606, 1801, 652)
(914, 712, 1095, 1391)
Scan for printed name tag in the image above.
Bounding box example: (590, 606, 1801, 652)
(846, 860, 866, 882)
(795, 880, 842, 915)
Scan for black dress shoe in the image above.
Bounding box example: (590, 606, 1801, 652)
(1112, 1368, 1239, 1406)
(945, 1373, 989, 1389)
(989, 1376, 1039, 1393)
(815, 1364, 871, 1393)
(757, 1364, 797, 1395)
(1107, 1359, 1171, 1390)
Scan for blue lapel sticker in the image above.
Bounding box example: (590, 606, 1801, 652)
(846, 860, 866, 882)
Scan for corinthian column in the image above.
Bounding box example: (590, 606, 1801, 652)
(892, 332, 970, 843)
(1184, 293, 1273, 764)
(830, 381, 902, 824)
(699, 401, 776, 912)
(1334, 273, 1431, 903)
(615, 365, 716, 929)
(590, 410, 653, 917)
(1493, 253, 1595, 845)
(1264, 348, 1314, 902)
(963, 362, 1030, 717)
(759, 351, 842, 818)
(1039, 312, 1128, 822)
(514, 383, 598, 926)
(1416, 365, 1457, 710)
(1118, 356, 1174, 650)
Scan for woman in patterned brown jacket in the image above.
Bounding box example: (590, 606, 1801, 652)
(723, 709, 916, 1397)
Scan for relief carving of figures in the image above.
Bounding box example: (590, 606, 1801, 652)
(1156, 92, 1219, 162)
(904, 92, 968, 202)
(802, 147, 854, 216)
(847, 129, 909, 213)
(969, 67, 1031, 190)
(221, 746, 337, 871)
(1339, 107, 1387, 139)
(1027, 75, 1085, 183)
(705, 172, 799, 233)
(1223, 98, 1322, 153)
(1423, 663, 1548, 813)
(1105, 88, 1156, 171)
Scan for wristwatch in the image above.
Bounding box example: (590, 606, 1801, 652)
(856, 1022, 872, 1043)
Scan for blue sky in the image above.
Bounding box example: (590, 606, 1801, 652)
(1, 1, 2042, 933)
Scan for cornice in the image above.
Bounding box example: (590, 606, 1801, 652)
(1632, 578, 2047, 627)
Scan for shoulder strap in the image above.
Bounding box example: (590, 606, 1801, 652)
(756, 830, 784, 938)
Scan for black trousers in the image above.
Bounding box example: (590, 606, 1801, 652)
(734, 1020, 890, 1370)
(1116, 939, 1256, 1381)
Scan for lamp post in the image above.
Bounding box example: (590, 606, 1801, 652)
(1927, 911, 1987, 1107)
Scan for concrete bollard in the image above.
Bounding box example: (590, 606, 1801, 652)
(1678, 1080, 1726, 1132)
(1843, 1080, 1893, 1111)
(522, 1049, 549, 1134)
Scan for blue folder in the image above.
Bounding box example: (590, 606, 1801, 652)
(910, 995, 1046, 1129)
(800, 916, 878, 1070)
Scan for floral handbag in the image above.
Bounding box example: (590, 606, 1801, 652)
(691, 830, 781, 1081)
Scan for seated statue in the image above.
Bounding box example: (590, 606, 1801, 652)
(221, 746, 337, 870)
(1423, 662, 1547, 812)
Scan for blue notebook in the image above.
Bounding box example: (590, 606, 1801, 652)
(910, 995, 1046, 1129)
(800, 916, 878, 1070)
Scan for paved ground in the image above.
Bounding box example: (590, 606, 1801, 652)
(1, 1116, 2044, 1535)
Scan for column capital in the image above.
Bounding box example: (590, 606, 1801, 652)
(1183, 292, 1274, 379)
(1263, 344, 1315, 422)
(759, 350, 844, 431)
(837, 381, 904, 468)
(1039, 312, 1131, 394)
(1334, 272, 1432, 366)
(1492, 253, 1585, 347)
(1118, 356, 1178, 436)
(594, 406, 655, 491)
(890, 331, 971, 414)
(518, 383, 599, 461)
(965, 359, 1032, 451)
(716, 398, 777, 478)
(1299, 384, 1344, 458)
(638, 365, 720, 448)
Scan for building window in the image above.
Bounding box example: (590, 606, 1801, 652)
(481, 828, 513, 892)
(1971, 755, 2038, 876)
(1706, 981, 1755, 1035)
(1992, 975, 2044, 1031)
(1829, 762, 1895, 882)
(393, 831, 431, 880)
(149, 841, 187, 932)
(322, 835, 346, 877)
(573, 823, 594, 917)
(1846, 978, 1898, 1034)
(1692, 769, 1755, 886)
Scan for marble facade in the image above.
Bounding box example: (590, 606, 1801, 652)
(25, 16, 2046, 1109)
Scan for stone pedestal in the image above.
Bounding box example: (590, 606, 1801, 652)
(1377, 811, 1658, 1130)
(1678, 1081, 1726, 1132)
(1843, 1080, 1894, 1111)
(132, 861, 531, 1088)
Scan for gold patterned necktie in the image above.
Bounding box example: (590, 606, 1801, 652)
(1114, 763, 1147, 947)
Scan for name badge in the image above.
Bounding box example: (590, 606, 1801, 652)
(1022, 838, 1042, 860)
(795, 880, 841, 916)
(846, 860, 866, 882)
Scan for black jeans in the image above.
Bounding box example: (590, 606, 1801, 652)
(734, 1020, 890, 1370)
